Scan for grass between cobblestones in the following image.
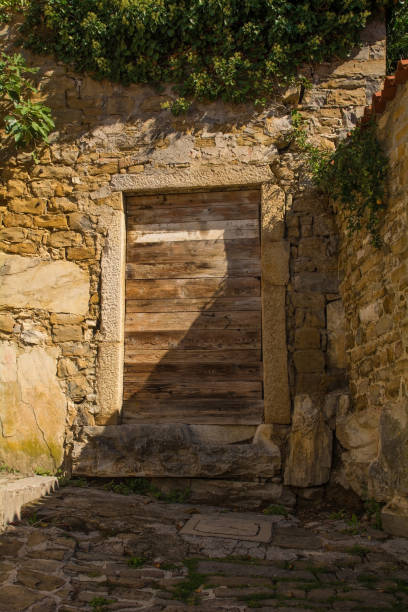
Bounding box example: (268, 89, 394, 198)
(170, 559, 208, 605)
(2, 485, 407, 611)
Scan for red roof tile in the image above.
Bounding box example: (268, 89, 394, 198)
(360, 59, 408, 125)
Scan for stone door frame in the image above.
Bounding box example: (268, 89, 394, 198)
(96, 164, 290, 426)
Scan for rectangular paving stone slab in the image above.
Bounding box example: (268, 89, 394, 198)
(180, 514, 273, 542)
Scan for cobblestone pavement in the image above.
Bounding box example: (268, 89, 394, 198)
(1, 484, 408, 611)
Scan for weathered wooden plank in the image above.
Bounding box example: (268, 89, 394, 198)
(122, 400, 264, 425)
(126, 189, 260, 208)
(125, 329, 261, 350)
(126, 259, 260, 280)
(126, 277, 260, 299)
(127, 220, 259, 243)
(128, 218, 258, 233)
(123, 188, 263, 425)
(124, 348, 262, 364)
(126, 297, 261, 313)
(125, 311, 261, 332)
(127, 201, 259, 224)
(126, 238, 260, 264)
(123, 380, 263, 399)
(123, 363, 263, 383)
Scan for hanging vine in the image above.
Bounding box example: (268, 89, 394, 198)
(291, 111, 388, 247)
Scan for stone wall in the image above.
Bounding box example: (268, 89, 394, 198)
(335, 75, 408, 521)
(0, 18, 386, 479)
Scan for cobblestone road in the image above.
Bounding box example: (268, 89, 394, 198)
(1, 484, 408, 611)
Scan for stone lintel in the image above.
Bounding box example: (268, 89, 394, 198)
(111, 164, 273, 193)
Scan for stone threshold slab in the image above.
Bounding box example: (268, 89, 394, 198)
(180, 513, 273, 542)
(72, 424, 281, 478)
(0, 476, 58, 529)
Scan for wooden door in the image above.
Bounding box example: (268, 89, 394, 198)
(122, 189, 263, 425)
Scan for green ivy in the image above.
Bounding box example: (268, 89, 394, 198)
(387, 1, 408, 73)
(322, 122, 388, 248)
(3, 0, 389, 108)
(0, 52, 54, 156)
(291, 111, 388, 247)
(0, 0, 26, 22)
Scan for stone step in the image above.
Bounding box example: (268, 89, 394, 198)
(72, 424, 281, 479)
(150, 477, 296, 510)
(0, 475, 58, 530)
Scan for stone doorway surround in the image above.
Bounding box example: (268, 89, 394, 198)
(95, 163, 290, 428)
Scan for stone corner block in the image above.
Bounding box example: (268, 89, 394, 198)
(261, 184, 285, 242)
(97, 342, 124, 420)
(262, 241, 289, 285)
(381, 496, 408, 538)
(284, 394, 333, 488)
(262, 285, 290, 424)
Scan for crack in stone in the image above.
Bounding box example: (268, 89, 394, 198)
(27, 401, 57, 470)
(0, 259, 40, 277)
(0, 415, 13, 438)
(16, 357, 57, 469)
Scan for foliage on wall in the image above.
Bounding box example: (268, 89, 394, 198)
(387, 0, 408, 72)
(0, 0, 25, 22)
(0, 0, 395, 237)
(291, 111, 388, 247)
(0, 52, 54, 158)
(0, 0, 391, 110)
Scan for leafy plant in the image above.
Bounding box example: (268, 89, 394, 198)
(27, 512, 38, 525)
(346, 513, 361, 534)
(102, 477, 190, 502)
(329, 509, 348, 520)
(291, 111, 388, 247)
(0, 0, 26, 22)
(320, 121, 388, 247)
(171, 559, 207, 605)
(90, 597, 114, 612)
(290, 109, 332, 181)
(0, 52, 54, 156)
(262, 504, 288, 517)
(387, 0, 408, 73)
(159, 562, 180, 570)
(11, 0, 392, 112)
(152, 486, 191, 503)
(102, 477, 151, 496)
(161, 97, 192, 115)
(34, 466, 52, 476)
(0, 463, 19, 474)
(128, 556, 146, 568)
(364, 498, 384, 530)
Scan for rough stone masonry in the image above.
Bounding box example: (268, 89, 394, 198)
(336, 70, 408, 535)
(1, 16, 403, 524)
